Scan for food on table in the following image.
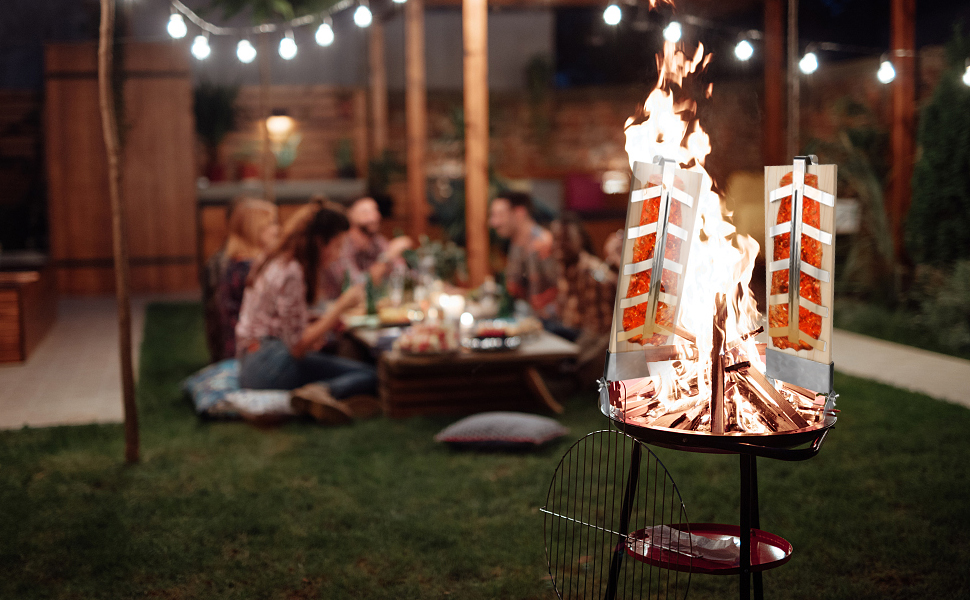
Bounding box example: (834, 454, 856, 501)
(394, 323, 459, 354)
(378, 305, 412, 325)
(769, 171, 823, 351)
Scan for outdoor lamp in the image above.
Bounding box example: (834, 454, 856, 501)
(663, 21, 682, 43)
(603, 4, 621, 26)
(236, 39, 257, 64)
(799, 50, 818, 74)
(279, 30, 298, 60)
(190, 33, 211, 60)
(354, 2, 373, 28)
(167, 13, 187, 39)
(266, 110, 295, 141)
(734, 39, 754, 61)
(315, 18, 335, 46)
(877, 55, 896, 84)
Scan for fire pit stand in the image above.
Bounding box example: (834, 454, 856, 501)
(610, 411, 835, 600)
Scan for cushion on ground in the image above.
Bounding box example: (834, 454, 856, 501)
(223, 390, 294, 417)
(434, 412, 569, 451)
(182, 359, 241, 417)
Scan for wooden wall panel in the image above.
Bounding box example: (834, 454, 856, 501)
(44, 42, 197, 294)
(0, 289, 20, 363)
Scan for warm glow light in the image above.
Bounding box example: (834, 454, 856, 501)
(315, 22, 334, 46)
(266, 115, 295, 139)
(354, 4, 373, 27)
(190, 35, 210, 60)
(963, 63, 970, 87)
(279, 31, 297, 60)
(236, 39, 257, 63)
(460, 312, 474, 327)
(734, 39, 754, 61)
(877, 59, 896, 84)
(393, 0, 407, 4)
(603, 4, 622, 26)
(663, 21, 682, 43)
(167, 13, 187, 39)
(799, 51, 818, 74)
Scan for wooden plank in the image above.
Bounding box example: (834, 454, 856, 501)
(463, 0, 489, 287)
(20, 267, 57, 360)
(406, 0, 428, 239)
(0, 290, 21, 363)
(764, 163, 836, 365)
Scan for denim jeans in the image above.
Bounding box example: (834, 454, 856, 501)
(239, 337, 377, 399)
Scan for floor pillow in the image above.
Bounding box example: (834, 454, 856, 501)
(434, 411, 569, 451)
(224, 389, 294, 426)
(183, 359, 241, 418)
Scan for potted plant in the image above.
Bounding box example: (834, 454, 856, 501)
(193, 82, 238, 182)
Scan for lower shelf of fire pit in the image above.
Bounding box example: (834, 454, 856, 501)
(626, 523, 793, 575)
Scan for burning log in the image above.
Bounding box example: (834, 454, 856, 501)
(710, 294, 727, 434)
(733, 364, 809, 431)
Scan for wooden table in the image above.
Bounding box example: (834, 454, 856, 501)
(349, 327, 579, 418)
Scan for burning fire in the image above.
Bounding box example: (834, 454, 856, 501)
(610, 35, 827, 435)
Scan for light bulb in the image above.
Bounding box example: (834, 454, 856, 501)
(393, 0, 407, 4)
(354, 5, 373, 27)
(279, 32, 297, 60)
(191, 35, 210, 60)
(734, 39, 754, 61)
(799, 51, 818, 74)
(236, 39, 257, 64)
(877, 60, 896, 84)
(167, 13, 187, 39)
(603, 4, 621, 26)
(962, 64, 970, 87)
(663, 21, 682, 43)
(315, 22, 334, 46)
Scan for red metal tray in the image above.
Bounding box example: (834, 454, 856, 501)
(625, 523, 792, 575)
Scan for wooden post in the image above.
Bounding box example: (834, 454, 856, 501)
(98, 0, 138, 464)
(406, 0, 428, 239)
(890, 0, 916, 262)
(369, 21, 388, 157)
(786, 0, 799, 158)
(463, 0, 489, 287)
(763, 0, 785, 165)
(258, 34, 275, 203)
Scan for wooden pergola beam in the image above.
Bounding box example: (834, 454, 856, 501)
(763, 0, 785, 165)
(463, 0, 489, 287)
(370, 21, 388, 158)
(889, 0, 915, 262)
(406, 0, 428, 238)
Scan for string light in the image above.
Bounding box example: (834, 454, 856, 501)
(354, 2, 373, 28)
(799, 51, 818, 74)
(315, 18, 335, 46)
(279, 30, 297, 59)
(167, 13, 187, 39)
(877, 55, 895, 84)
(663, 21, 682, 43)
(392, 0, 407, 4)
(603, 4, 621, 26)
(236, 39, 257, 63)
(963, 60, 970, 87)
(734, 39, 754, 61)
(191, 33, 211, 60)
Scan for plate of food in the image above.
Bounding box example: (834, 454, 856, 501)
(394, 323, 461, 355)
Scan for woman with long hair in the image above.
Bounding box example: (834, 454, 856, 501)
(235, 202, 376, 414)
(214, 197, 279, 360)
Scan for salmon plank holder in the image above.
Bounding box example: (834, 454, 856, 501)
(605, 157, 703, 381)
(764, 157, 837, 393)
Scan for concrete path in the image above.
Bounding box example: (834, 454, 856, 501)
(832, 329, 970, 410)
(0, 294, 196, 430)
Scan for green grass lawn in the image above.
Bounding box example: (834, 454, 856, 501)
(2, 302, 969, 599)
(834, 298, 970, 361)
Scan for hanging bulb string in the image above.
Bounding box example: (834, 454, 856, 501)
(170, 0, 357, 37)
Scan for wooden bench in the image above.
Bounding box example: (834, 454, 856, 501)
(0, 266, 57, 363)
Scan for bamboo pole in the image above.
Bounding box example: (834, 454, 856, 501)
(406, 0, 428, 238)
(463, 0, 489, 287)
(98, 0, 138, 464)
(258, 34, 275, 203)
(890, 0, 916, 262)
(370, 21, 388, 157)
(763, 0, 785, 165)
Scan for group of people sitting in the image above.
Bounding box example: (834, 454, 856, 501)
(202, 191, 621, 422)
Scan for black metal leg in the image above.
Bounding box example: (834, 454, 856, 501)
(751, 455, 763, 600)
(739, 454, 753, 600)
(604, 443, 642, 600)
